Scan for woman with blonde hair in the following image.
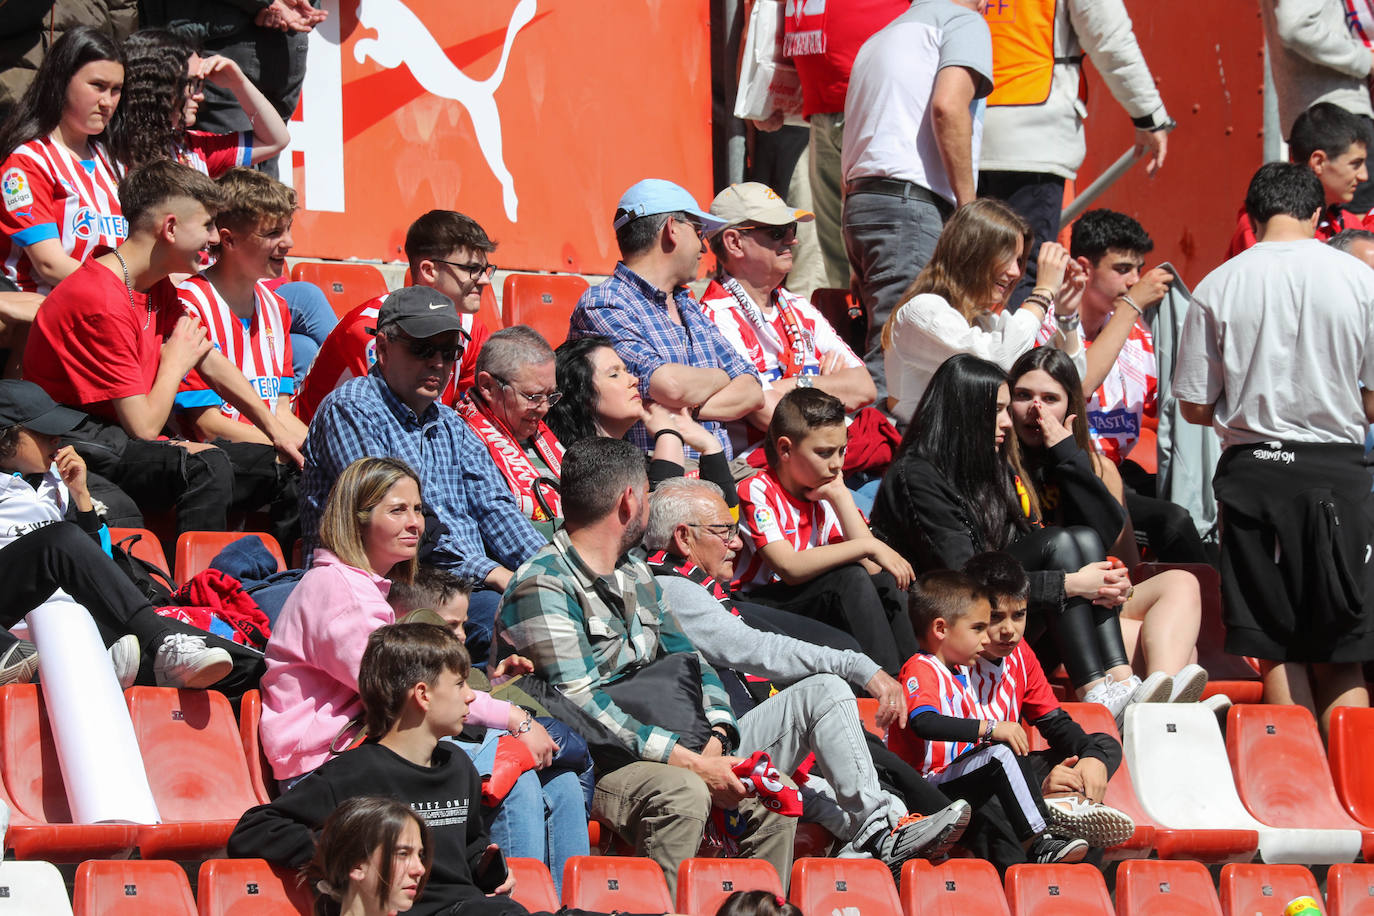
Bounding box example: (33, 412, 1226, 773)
(882, 198, 1088, 425)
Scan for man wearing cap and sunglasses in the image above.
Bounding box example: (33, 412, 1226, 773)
(296, 209, 497, 424)
(700, 182, 876, 462)
(301, 285, 546, 666)
(568, 178, 764, 462)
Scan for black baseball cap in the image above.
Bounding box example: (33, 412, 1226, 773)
(0, 380, 85, 435)
(367, 286, 463, 339)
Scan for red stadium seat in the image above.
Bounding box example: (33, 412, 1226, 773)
(501, 273, 589, 346)
(507, 858, 560, 913)
(677, 857, 783, 916)
(237, 689, 275, 804)
(1004, 863, 1114, 916)
(109, 526, 173, 578)
(478, 283, 504, 334)
(790, 856, 900, 916)
(125, 687, 263, 858)
(74, 859, 197, 916)
(1219, 864, 1324, 916)
(1328, 863, 1374, 916)
(561, 855, 673, 913)
(0, 684, 138, 861)
(197, 858, 312, 915)
(1114, 859, 1223, 916)
(856, 697, 885, 740)
(1227, 704, 1371, 862)
(175, 531, 286, 586)
(1329, 707, 1374, 830)
(792, 821, 837, 858)
(901, 858, 1009, 916)
(290, 261, 390, 320)
(809, 288, 867, 355)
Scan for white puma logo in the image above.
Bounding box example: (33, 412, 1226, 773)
(354, 0, 536, 221)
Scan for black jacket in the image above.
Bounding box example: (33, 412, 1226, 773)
(1020, 439, 1126, 552)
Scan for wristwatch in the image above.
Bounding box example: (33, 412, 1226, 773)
(711, 726, 737, 755)
(795, 374, 814, 388)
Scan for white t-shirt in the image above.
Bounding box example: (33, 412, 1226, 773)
(1174, 239, 1374, 450)
(842, 0, 994, 204)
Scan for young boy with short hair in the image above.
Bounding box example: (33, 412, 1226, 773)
(1228, 102, 1372, 256)
(388, 566, 477, 639)
(962, 552, 1134, 847)
(228, 623, 531, 916)
(175, 167, 308, 447)
(889, 570, 1117, 865)
(734, 387, 917, 674)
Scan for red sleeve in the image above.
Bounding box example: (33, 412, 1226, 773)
(1016, 644, 1060, 722)
(0, 150, 59, 239)
(1226, 210, 1255, 259)
(187, 130, 252, 178)
(176, 283, 215, 401)
(738, 473, 786, 549)
(899, 656, 942, 715)
(295, 302, 377, 421)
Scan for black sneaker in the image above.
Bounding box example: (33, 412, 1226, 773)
(0, 639, 39, 686)
(872, 799, 971, 878)
(1029, 834, 1089, 864)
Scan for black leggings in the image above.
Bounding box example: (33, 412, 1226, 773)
(1009, 526, 1129, 687)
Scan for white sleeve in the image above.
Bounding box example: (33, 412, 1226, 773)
(1271, 0, 1372, 77)
(797, 299, 862, 367)
(892, 294, 1041, 374)
(1067, 0, 1168, 122)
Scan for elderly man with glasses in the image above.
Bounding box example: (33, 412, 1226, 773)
(456, 325, 565, 538)
(568, 178, 764, 465)
(700, 182, 876, 463)
(301, 286, 546, 665)
(296, 209, 498, 423)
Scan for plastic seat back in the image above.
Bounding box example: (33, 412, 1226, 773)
(109, 527, 173, 576)
(902, 858, 1009, 916)
(502, 273, 589, 346)
(237, 689, 275, 804)
(1115, 859, 1223, 916)
(1005, 863, 1114, 916)
(175, 531, 286, 586)
(561, 855, 673, 913)
(0, 859, 74, 914)
(478, 283, 504, 333)
(197, 858, 312, 915)
(856, 697, 884, 740)
(290, 261, 389, 320)
(1228, 704, 1366, 862)
(1219, 864, 1325, 916)
(0, 683, 76, 825)
(1330, 707, 1374, 829)
(507, 858, 559, 913)
(74, 859, 197, 916)
(809, 288, 867, 354)
(1328, 863, 1374, 916)
(790, 857, 900, 916)
(126, 687, 261, 822)
(677, 857, 783, 915)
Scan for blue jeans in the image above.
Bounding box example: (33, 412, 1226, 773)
(276, 281, 338, 386)
(464, 587, 502, 670)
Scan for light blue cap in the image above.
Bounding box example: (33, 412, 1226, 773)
(612, 178, 729, 232)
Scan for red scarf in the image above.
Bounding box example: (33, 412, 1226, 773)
(456, 392, 565, 522)
(710, 277, 813, 379)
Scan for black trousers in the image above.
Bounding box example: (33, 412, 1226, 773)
(930, 743, 1048, 843)
(743, 565, 919, 675)
(977, 170, 1067, 310)
(1009, 526, 1130, 686)
(0, 522, 263, 697)
(1124, 488, 1210, 564)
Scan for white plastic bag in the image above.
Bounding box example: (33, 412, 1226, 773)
(734, 0, 807, 126)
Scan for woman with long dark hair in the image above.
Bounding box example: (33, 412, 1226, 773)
(0, 26, 125, 293)
(106, 29, 289, 177)
(1008, 347, 1207, 702)
(870, 354, 1167, 723)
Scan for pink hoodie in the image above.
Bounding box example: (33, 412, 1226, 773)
(259, 550, 511, 782)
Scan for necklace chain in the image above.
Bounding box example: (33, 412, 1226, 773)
(112, 250, 150, 330)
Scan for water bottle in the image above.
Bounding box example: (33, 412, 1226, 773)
(1284, 896, 1321, 916)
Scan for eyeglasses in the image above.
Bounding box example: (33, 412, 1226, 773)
(433, 258, 496, 280)
(395, 327, 469, 362)
(674, 217, 706, 240)
(489, 373, 562, 407)
(737, 223, 797, 242)
(687, 522, 740, 543)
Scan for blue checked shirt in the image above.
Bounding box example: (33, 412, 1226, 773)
(494, 530, 737, 763)
(300, 370, 547, 582)
(568, 263, 759, 458)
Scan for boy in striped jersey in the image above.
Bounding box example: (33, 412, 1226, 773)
(962, 551, 1133, 849)
(734, 388, 917, 675)
(891, 570, 1109, 865)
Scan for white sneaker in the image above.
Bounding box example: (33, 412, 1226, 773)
(109, 634, 140, 690)
(1169, 664, 1209, 703)
(1201, 692, 1233, 721)
(1130, 671, 1175, 706)
(153, 634, 232, 688)
(1042, 793, 1136, 848)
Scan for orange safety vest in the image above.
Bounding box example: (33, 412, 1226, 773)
(985, 0, 1060, 107)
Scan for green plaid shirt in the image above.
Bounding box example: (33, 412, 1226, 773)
(495, 530, 737, 763)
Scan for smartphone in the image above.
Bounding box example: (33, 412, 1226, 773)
(473, 845, 509, 892)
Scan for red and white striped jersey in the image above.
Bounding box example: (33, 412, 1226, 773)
(889, 652, 980, 776)
(177, 130, 253, 178)
(734, 466, 845, 589)
(0, 137, 126, 293)
(968, 642, 1059, 725)
(175, 274, 293, 429)
(1035, 311, 1158, 463)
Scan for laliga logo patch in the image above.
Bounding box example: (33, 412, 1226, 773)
(753, 506, 773, 528)
(2, 169, 32, 211)
(906, 676, 918, 692)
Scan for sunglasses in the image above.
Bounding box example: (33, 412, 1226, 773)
(737, 223, 797, 242)
(396, 326, 470, 362)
